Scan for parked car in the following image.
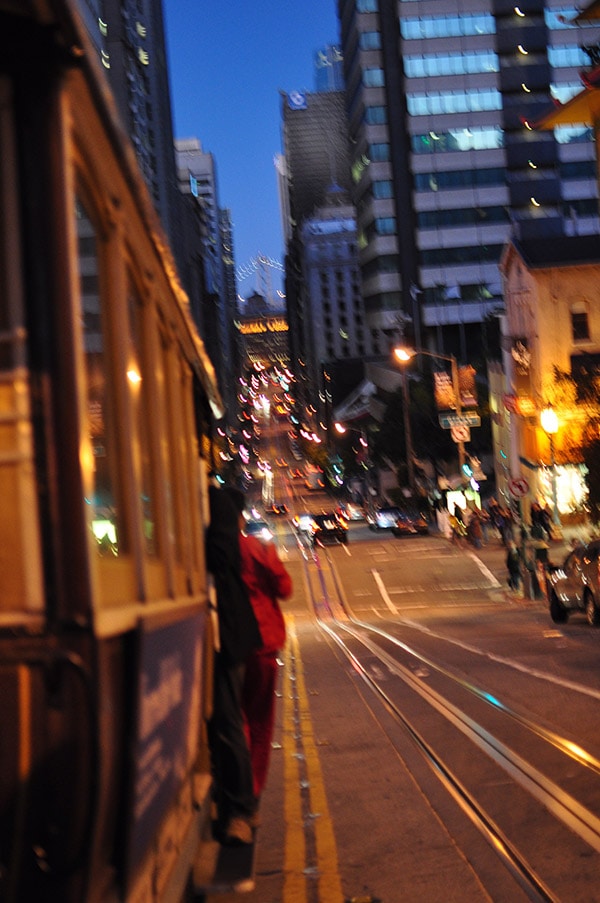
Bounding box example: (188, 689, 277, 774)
(337, 501, 366, 522)
(546, 540, 600, 625)
(367, 506, 401, 530)
(392, 510, 430, 537)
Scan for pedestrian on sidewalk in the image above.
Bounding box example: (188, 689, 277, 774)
(506, 540, 522, 592)
(449, 510, 467, 545)
(205, 485, 263, 846)
(467, 511, 483, 548)
(227, 488, 293, 827)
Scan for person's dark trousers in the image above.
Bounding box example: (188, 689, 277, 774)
(208, 653, 256, 834)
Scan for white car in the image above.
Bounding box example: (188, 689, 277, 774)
(243, 519, 274, 543)
(293, 513, 314, 534)
(367, 507, 401, 530)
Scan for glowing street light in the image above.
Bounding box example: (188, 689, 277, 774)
(334, 421, 368, 448)
(334, 421, 367, 443)
(540, 406, 560, 525)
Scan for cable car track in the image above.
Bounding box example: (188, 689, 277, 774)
(300, 544, 600, 902)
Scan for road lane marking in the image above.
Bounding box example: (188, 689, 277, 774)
(283, 620, 344, 903)
(371, 569, 399, 614)
(283, 622, 307, 903)
(467, 550, 502, 587)
(397, 618, 600, 700)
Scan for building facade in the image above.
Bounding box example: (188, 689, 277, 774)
(314, 43, 346, 92)
(176, 138, 234, 410)
(492, 235, 600, 518)
(235, 292, 290, 370)
(336, 0, 599, 359)
(299, 185, 380, 422)
(281, 89, 360, 413)
(79, 0, 181, 252)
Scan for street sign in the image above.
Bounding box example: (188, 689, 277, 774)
(439, 412, 481, 429)
(508, 477, 529, 499)
(451, 425, 470, 443)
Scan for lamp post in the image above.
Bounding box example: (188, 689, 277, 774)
(394, 347, 466, 473)
(334, 422, 369, 455)
(334, 422, 371, 494)
(540, 406, 560, 525)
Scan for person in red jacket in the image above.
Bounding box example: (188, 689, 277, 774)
(226, 489, 293, 823)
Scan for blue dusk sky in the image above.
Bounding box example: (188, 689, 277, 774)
(163, 0, 341, 301)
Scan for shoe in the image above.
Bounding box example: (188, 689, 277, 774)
(224, 816, 253, 845)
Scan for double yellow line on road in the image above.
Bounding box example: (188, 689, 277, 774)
(282, 619, 344, 903)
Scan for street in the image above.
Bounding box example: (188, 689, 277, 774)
(204, 512, 600, 902)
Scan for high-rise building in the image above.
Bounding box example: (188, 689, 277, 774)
(336, 0, 600, 359)
(299, 184, 380, 421)
(314, 44, 346, 92)
(281, 89, 355, 409)
(281, 90, 353, 231)
(176, 138, 234, 407)
(77, 2, 239, 417)
(80, 0, 181, 252)
(219, 207, 243, 410)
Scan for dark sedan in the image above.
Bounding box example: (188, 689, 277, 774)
(310, 513, 348, 546)
(392, 510, 430, 537)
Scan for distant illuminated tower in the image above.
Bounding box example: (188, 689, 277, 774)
(236, 292, 290, 370)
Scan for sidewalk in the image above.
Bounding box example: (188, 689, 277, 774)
(456, 522, 590, 604)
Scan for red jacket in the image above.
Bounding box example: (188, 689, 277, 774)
(239, 534, 292, 653)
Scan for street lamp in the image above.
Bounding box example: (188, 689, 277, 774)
(334, 421, 369, 451)
(394, 346, 466, 473)
(540, 406, 560, 525)
(388, 352, 416, 491)
(333, 421, 372, 496)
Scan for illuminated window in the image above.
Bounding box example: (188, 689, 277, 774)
(128, 290, 157, 556)
(76, 198, 122, 558)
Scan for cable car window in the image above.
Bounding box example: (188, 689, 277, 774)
(76, 198, 121, 558)
(128, 292, 157, 557)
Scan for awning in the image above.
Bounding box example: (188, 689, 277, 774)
(534, 65, 600, 129)
(534, 87, 600, 129)
(519, 456, 540, 470)
(574, 0, 600, 21)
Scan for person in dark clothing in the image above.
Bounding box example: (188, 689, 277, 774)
(205, 485, 263, 845)
(506, 540, 522, 592)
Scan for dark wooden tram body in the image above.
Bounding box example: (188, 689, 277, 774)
(0, 2, 222, 900)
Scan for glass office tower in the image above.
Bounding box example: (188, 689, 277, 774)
(337, 0, 599, 357)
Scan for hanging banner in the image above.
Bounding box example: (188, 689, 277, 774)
(458, 365, 478, 407)
(434, 371, 456, 411)
(434, 364, 478, 413)
(511, 337, 532, 393)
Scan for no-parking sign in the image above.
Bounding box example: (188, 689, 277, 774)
(451, 424, 470, 443)
(508, 477, 529, 499)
